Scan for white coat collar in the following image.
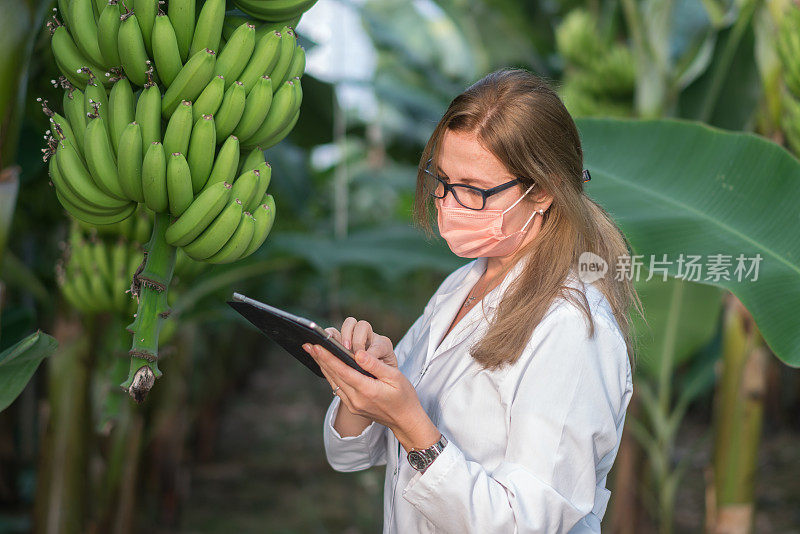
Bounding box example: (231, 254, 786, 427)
(424, 257, 586, 370)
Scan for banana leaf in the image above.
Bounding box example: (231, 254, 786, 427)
(0, 330, 57, 412)
(577, 117, 800, 366)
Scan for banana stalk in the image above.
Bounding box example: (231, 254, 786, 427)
(120, 211, 176, 402)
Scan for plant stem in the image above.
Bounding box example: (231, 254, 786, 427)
(120, 211, 176, 403)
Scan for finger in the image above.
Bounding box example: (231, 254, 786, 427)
(313, 343, 372, 390)
(324, 327, 342, 344)
(303, 343, 336, 388)
(365, 334, 391, 358)
(340, 316, 358, 350)
(352, 320, 374, 353)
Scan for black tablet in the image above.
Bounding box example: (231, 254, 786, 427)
(227, 292, 377, 380)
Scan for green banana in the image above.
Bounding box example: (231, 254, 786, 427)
(84, 78, 110, 135)
(56, 137, 130, 209)
(182, 197, 243, 260)
(70, 0, 106, 67)
(187, 114, 217, 193)
(142, 141, 168, 212)
(241, 193, 276, 258)
(91, 235, 113, 282)
(50, 25, 109, 89)
(204, 135, 240, 187)
(214, 81, 247, 139)
(246, 161, 272, 212)
(111, 237, 129, 310)
(57, 0, 71, 26)
(117, 121, 145, 203)
(49, 151, 98, 211)
(62, 88, 87, 155)
(133, 0, 158, 57)
(161, 47, 216, 119)
(192, 74, 225, 121)
(267, 27, 297, 91)
(233, 76, 273, 140)
(55, 188, 137, 225)
(163, 100, 194, 156)
(152, 12, 183, 87)
(230, 168, 259, 209)
(189, 0, 225, 56)
(168, 0, 195, 62)
(165, 180, 232, 246)
(205, 212, 256, 264)
(84, 116, 127, 199)
(87, 264, 115, 309)
(97, 1, 122, 67)
(92, 0, 107, 25)
(167, 152, 193, 216)
(238, 30, 281, 93)
(108, 77, 135, 156)
(259, 79, 301, 149)
(214, 22, 256, 87)
(47, 113, 82, 161)
(284, 44, 306, 83)
(233, 0, 317, 21)
(135, 83, 161, 146)
(241, 78, 296, 146)
(118, 12, 151, 86)
(238, 146, 266, 175)
(261, 107, 299, 149)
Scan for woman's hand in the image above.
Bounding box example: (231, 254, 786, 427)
(329, 316, 398, 369)
(302, 317, 434, 445)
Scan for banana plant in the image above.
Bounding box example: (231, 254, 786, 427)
(625, 276, 723, 533)
(576, 116, 800, 532)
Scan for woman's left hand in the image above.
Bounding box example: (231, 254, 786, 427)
(302, 340, 424, 434)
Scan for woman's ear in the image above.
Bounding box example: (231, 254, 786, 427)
(533, 192, 553, 212)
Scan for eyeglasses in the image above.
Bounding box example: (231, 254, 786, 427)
(422, 158, 523, 210)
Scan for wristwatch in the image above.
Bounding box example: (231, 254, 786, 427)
(407, 433, 449, 472)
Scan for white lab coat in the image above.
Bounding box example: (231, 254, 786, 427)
(322, 255, 634, 533)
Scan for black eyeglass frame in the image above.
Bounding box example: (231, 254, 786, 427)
(422, 158, 524, 211)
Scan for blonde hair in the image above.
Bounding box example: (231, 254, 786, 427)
(412, 67, 644, 373)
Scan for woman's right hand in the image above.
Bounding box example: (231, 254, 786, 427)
(325, 317, 398, 369)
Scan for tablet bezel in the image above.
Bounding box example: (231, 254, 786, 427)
(228, 292, 377, 380)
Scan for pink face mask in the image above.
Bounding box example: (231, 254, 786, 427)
(435, 183, 539, 258)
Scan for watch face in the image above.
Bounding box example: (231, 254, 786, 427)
(408, 450, 428, 470)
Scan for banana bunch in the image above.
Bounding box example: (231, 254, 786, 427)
(776, 4, 800, 155)
(231, 0, 318, 22)
(43, 0, 305, 402)
(56, 221, 142, 315)
(776, 4, 800, 98)
(554, 8, 635, 117)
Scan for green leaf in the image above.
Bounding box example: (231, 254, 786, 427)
(632, 276, 723, 377)
(270, 224, 463, 280)
(577, 117, 800, 366)
(0, 330, 58, 412)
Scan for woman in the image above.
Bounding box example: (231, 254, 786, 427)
(301, 67, 642, 533)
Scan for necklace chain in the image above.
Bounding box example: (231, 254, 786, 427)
(463, 284, 486, 308)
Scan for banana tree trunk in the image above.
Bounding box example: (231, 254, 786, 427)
(32, 313, 99, 534)
(705, 292, 768, 534)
